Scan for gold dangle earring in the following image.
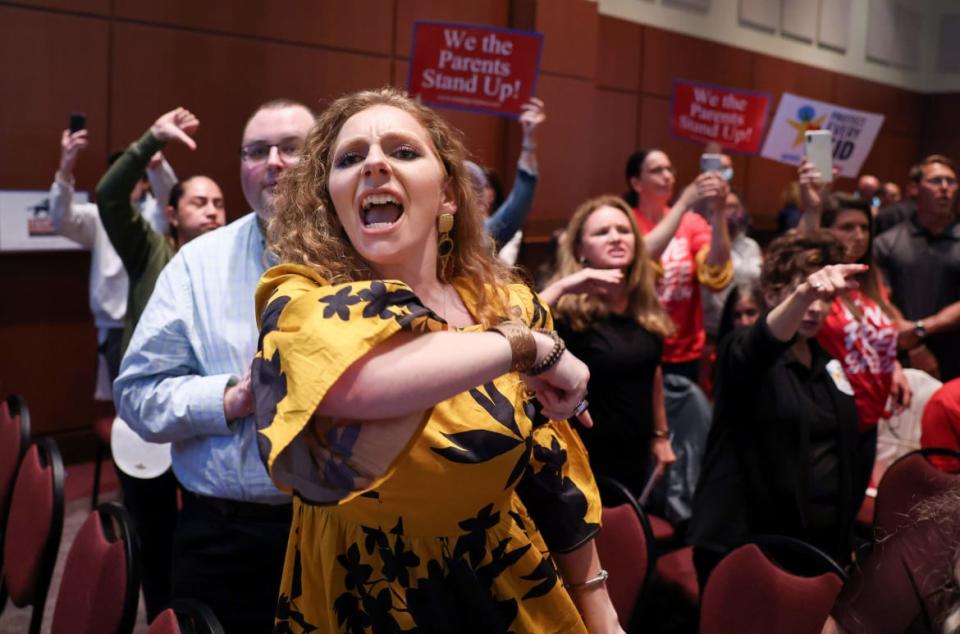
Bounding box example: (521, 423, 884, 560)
(437, 213, 455, 280)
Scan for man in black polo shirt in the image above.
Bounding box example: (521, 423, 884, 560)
(875, 154, 960, 381)
(875, 163, 920, 235)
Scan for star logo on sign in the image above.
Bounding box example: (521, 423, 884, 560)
(787, 104, 827, 146)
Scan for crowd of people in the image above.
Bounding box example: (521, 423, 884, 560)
(43, 84, 960, 633)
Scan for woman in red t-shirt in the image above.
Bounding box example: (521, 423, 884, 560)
(623, 149, 734, 383)
(799, 164, 912, 489)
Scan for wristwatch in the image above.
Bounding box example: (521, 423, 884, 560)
(913, 320, 928, 339)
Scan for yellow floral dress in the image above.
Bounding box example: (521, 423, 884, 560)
(252, 264, 602, 634)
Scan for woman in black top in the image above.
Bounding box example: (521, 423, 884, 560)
(540, 195, 676, 497)
(688, 231, 866, 588)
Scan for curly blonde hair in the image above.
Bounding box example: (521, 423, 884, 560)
(267, 87, 516, 327)
(550, 195, 674, 337)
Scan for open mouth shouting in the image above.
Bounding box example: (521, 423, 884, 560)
(360, 190, 405, 231)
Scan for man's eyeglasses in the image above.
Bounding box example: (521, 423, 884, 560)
(923, 176, 958, 187)
(240, 142, 303, 164)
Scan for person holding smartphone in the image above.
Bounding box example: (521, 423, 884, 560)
(701, 188, 763, 344)
(798, 163, 913, 501)
(623, 148, 733, 383)
(50, 117, 174, 395)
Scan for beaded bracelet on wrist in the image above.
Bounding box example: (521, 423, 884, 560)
(527, 329, 565, 376)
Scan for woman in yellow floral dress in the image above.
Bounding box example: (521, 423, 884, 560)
(252, 87, 624, 633)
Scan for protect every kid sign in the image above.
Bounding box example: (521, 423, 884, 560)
(407, 21, 543, 118)
(760, 93, 885, 177)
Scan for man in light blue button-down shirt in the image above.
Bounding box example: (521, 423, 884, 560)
(115, 99, 315, 633)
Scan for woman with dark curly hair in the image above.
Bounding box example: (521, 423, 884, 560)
(689, 230, 866, 587)
(252, 87, 623, 633)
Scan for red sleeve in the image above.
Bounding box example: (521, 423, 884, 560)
(878, 281, 892, 303)
(815, 301, 847, 364)
(920, 381, 960, 472)
(683, 212, 713, 255)
(633, 208, 656, 235)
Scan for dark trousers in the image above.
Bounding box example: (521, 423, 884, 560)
(692, 545, 726, 596)
(173, 491, 292, 634)
(108, 328, 178, 623)
(116, 467, 179, 622)
(99, 326, 124, 381)
(692, 431, 878, 595)
(855, 426, 878, 501)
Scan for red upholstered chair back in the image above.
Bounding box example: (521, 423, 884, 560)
(594, 476, 657, 631)
(597, 503, 654, 628)
(0, 395, 31, 516)
(51, 502, 141, 634)
(146, 609, 181, 634)
(875, 449, 960, 535)
(3, 437, 64, 634)
(700, 543, 843, 634)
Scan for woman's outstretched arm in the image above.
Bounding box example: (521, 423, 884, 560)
(319, 329, 590, 423)
(554, 540, 625, 634)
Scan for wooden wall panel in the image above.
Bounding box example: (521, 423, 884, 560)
(922, 93, 960, 160)
(0, 6, 109, 189)
(859, 131, 920, 184)
(590, 89, 639, 198)
(726, 154, 751, 201)
(743, 161, 859, 228)
(752, 54, 836, 103)
(524, 75, 594, 236)
(0, 251, 98, 436)
(394, 0, 510, 58)
(536, 0, 598, 80)
(3, 0, 109, 15)
(391, 57, 411, 89)
(111, 23, 392, 220)
(642, 29, 753, 98)
(0, 322, 98, 435)
(834, 75, 921, 136)
(113, 0, 395, 55)
(596, 15, 643, 92)
(638, 96, 705, 188)
(743, 158, 799, 228)
(451, 111, 509, 175)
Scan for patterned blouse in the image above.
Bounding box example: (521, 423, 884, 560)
(252, 264, 602, 633)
